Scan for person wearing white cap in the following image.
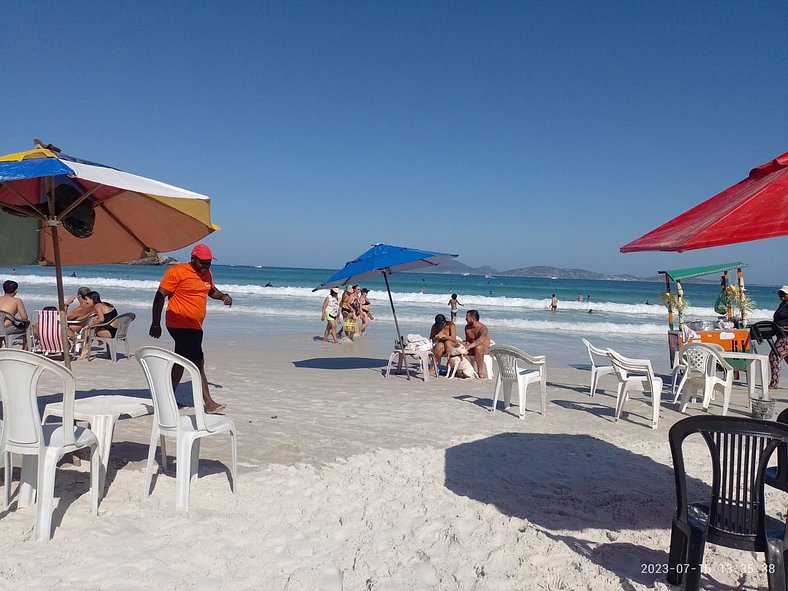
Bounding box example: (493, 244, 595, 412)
(769, 286, 788, 388)
(321, 287, 341, 343)
(149, 243, 232, 413)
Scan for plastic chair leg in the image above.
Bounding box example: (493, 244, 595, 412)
(683, 524, 708, 591)
(590, 368, 599, 397)
(108, 341, 117, 362)
(491, 376, 502, 412)
(516, 381, 525, 420)
(3, 452, 10, 509)
(190, 438, 201, 485)
(143, 429, 159, 500)
(666, 520, 688, 586)
(765, 536, 786, 591)
(614, 384, 628, 421)
(159, 435, 168, 472)
(90, 443, 100, 515)
(175, 435, 198, 512)
(229, 430, 238, 493)
(540, 374, 547, 415)
(18, 455, 38, 507)
(34, 450, 58, 542)
(650, 380, 661, 430)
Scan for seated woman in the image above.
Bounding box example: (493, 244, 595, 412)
(84, 291, 119, 338)
(430, 314, 458, 371)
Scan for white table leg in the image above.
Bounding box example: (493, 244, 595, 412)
(760, 358, 770, 398)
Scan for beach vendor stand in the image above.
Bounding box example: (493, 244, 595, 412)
(662, 262, 749, 365)
(662, 262, 771, 415)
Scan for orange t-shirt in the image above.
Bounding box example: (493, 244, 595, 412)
(160, 263, 215, 329)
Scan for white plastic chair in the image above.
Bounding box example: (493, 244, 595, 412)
(607, 349, 664, 430)
(488, 345, 547, 419)
(0, 349, 100, 541)
(87, 312, 135, 362)
(669, 341, 722, 399)
(135, 346, 237, 512)
(581, 338, 615, 397)
(674, 342, 738, 415)
(0, 311, 31, 351)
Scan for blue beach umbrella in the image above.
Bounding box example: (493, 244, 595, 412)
(314, 243, 458, 348)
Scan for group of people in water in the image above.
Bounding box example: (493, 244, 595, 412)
(0, 280, 120, 355)
(321, 284, 373, 343)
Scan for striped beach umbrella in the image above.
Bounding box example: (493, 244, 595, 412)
(0, 141, 219, 366)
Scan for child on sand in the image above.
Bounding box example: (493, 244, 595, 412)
(447, 293, 463, 322)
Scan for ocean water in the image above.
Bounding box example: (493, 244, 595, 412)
(1, 264, 780, 373)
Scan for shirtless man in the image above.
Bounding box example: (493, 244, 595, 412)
(464, 309, 491, 379)
(0, 280, 30, 348)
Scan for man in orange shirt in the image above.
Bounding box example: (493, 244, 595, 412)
(149, 243, 232, 413)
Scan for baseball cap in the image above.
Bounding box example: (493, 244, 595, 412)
(191, 244, 215, 260)
(780, 285, 788, 295)
(361, 288, 369, 293)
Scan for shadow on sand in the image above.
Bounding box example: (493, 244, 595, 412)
(444, 432, 714, 588)
(293, 357, 387, 370)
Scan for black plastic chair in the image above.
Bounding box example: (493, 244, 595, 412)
(766, 408, 788, 494)
(750, 321, 787, 358)
(667, 415, 788, 590)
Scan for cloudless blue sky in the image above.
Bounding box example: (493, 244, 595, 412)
(3, 1, 786, 283)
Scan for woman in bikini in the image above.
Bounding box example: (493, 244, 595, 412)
(430, 314, 459, 372)
(85, 291, 119, 338)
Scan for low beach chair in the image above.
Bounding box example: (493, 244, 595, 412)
(667, 415, 788, 590)
(135, 346, 237, 512)
(34, 309, 65, 357)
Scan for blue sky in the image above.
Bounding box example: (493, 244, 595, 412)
(3, 1, 786, 283)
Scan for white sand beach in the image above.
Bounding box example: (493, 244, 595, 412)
(1, 332, 784, 590)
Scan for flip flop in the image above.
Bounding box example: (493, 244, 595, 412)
(205, 404, 226, 414)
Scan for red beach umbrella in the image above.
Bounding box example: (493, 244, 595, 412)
(621, 152, 788, 253)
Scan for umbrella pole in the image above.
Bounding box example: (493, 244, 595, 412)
(383, 271, 409, 381)
(383, 271, 404, 347)
(46, 177, 71, 369)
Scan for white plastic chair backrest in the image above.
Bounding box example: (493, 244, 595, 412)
(607, 349, 655, 381)
(38, 309, 63, 354)
(489, 345, 545, 380)
(135, 346, 208, 432)
(679, 342, 732, 377)
(582, 338, 609, 368)
(112, 313, 136, 340)
(0, 349, 76, 450)
(0, 310, 17, 340)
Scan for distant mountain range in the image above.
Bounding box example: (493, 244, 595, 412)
(423, 260, 648, 281)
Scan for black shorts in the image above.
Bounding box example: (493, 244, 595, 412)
(167, 327, 204, 363)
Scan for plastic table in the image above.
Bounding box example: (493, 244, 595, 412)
(720, 351, 771, 399)
(42, 395, 153, 479)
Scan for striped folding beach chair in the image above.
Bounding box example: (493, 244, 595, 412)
(36, 309, 64, 355)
